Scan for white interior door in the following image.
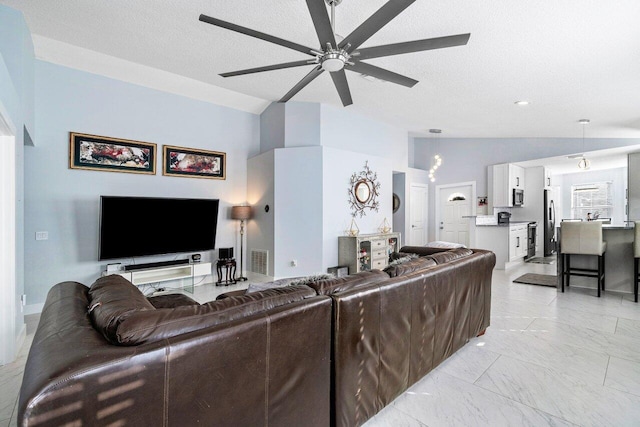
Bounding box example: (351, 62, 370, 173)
(437, 184, 472, 246)
(409, 183, 428, 245)
(0, 114, 16, 365)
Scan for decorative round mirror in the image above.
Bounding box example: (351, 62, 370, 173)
(392, 193, 401, 213)
(348, 161, 381, 218)
(354, 180, 372, 204)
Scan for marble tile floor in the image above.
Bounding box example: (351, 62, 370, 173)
(364, 262, 640, 427)
(3, 264, 640, 426)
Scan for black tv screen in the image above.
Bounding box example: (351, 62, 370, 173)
(99, 196, 220, 260)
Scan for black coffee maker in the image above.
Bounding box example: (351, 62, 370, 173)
(497, 211, 511, 224)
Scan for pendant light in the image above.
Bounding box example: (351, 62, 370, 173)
(577, 119, 591, 170)
(428, 129, 442, 182)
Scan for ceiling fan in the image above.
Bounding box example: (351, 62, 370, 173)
(199, 0, 470, 107)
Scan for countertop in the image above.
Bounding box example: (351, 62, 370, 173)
(476, 221, 535, 227)
(556, 224, 635, 230)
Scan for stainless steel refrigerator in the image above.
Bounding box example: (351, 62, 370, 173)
(543, 189, 556, 256)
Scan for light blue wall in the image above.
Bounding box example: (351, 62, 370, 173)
(413, 137, 640, 241)
(26, 60, 260, 307)
(284, 102, 321, 147)
(259, 103, 285, 153)
(275, 146, 324, 276)
(0, 5, 34, 138)
(0, 4, 34, 354)
(320, 104, 409, 172)
(253, 102, 409, 278)
(322, 148, 393, 270)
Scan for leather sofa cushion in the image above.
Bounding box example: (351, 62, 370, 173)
(307, 270, 389, 295)
(428, 248, 474, 264)
(88, 275, 156, 342)
(88, 275, 317, 345)
(147, 293, 200, 308)
(384, 257, 437, 278)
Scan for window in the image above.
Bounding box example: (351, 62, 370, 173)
(571, 182, 613, 220)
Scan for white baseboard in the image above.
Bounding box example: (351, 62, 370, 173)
(25, 302, 44, 315)
(16, 323, 26, 353)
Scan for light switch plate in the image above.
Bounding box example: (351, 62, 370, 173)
(35, 231, 48, 240)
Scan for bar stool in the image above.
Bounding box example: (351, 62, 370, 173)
(560, 221, 606, 297)
(634, 222, 640, 302)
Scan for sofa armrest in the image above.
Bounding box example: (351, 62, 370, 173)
(399, 246, 451, 256)
(216, 289, 247, 299)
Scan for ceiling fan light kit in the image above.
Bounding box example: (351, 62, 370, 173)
(199, 0, 470, 107)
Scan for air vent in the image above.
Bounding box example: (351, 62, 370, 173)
(250, 249, 268, 276)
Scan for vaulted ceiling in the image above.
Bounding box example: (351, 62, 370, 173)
(2, 0, 640, 138)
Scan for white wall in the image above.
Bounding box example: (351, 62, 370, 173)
(557, 167, 627, 224)
(392, 172, 406, 245)
(247, 151, 275, 276)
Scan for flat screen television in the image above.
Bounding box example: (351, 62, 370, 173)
(99, 195, 220, 260)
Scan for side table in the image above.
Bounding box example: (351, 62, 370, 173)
(216, 259, 237, 286)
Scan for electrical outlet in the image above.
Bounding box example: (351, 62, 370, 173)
(35, 231, 48, 241)
(291, 260, 297, 267)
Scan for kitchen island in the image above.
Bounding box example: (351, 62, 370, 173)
(557, 224, 636, 296)
(473, 220, 536, 269)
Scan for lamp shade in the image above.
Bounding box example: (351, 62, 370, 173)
(231, 205, 252, 220)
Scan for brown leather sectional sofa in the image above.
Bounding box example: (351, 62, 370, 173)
(18, 246, 494, 427)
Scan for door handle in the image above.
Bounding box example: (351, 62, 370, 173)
(517, 236, 520, 247)
(516, 177, 520, 187)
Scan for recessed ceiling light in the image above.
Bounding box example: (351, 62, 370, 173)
(578, 119, 590, 124)
(429, 129, 442, 134)
(514, 101, 529, 106)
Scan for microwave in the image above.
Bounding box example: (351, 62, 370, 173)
(513, 189, 524, 206)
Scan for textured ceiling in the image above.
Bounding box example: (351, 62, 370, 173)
(3, 0, 640, 138)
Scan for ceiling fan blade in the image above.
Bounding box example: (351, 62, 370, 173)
(356, 33, 471, 60)
(199, 14, 316, 56)
(306, 0, 337, 48)
(339, 0, 416, 52)
(220, 60, 314, 77)
(348, 61, 418, 88)
(330, 69, 353, 106)
(279, 65, 325, 103)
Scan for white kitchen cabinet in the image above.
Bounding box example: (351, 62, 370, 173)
(489, 163, 525, 208)
(509, 223, 528, 261)
(509, 164, 525, 190)
(489, 163, 509, 208)
(543, 167, 553, 189)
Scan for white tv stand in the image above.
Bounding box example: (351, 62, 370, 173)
(106, 262, 212, 293)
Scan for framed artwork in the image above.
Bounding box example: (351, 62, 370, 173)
(69, 132, 156, 175)
(163, 145, 226, 180)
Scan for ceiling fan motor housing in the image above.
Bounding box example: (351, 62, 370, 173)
(320, 48, 351, 72)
